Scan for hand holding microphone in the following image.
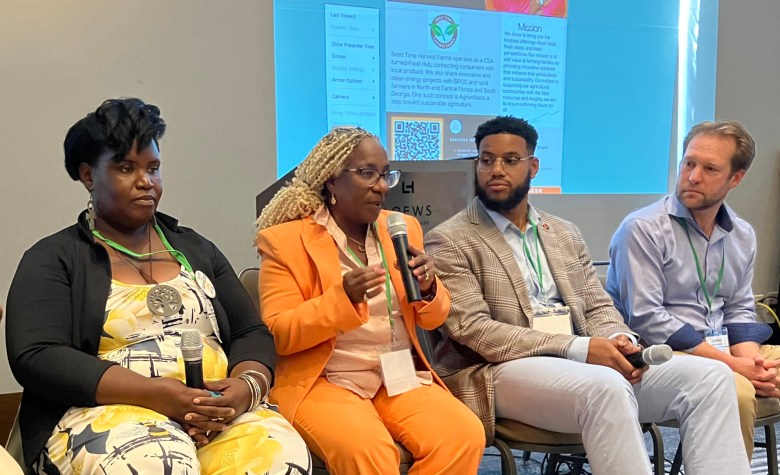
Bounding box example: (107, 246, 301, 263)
(588, 337, 671, 383)
(626, 344, 673, 368)
(181, 329, 205, 389)
(612, 334, 673, 369)
(180, 329, 237, 443)
(386, 213, 436, 302)
(181, 329, 223, 400)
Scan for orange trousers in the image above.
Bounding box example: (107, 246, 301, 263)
(293, 377, 485, 475)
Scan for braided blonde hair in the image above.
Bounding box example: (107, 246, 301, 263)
(255, 127, 376, 232)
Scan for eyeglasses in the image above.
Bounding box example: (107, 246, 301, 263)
(345, 168, 401, 188)
(330, 125, 363, 133)
(475, 154, 535, 172)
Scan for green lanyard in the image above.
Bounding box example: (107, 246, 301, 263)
(344, 224, 395, 337)
(676, 217, 725, 314)
(519, 216, 543, 293)
(92, 223, 195, 276)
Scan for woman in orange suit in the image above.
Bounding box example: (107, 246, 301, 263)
(255, 127, 485, 474)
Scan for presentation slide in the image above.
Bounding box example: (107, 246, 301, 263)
(275, 0, 681, 194)
(384, 2, 566, 191)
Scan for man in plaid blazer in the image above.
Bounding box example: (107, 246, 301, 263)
(425, 116, 749, 474)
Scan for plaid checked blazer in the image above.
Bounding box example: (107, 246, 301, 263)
(425, 198, 631, 443)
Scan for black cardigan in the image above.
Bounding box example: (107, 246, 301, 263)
(5, 211, 275, 468)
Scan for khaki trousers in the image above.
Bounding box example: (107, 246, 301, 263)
(733, 344, 780, 459)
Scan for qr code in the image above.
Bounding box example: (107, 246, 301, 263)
(391, 118, 443, 161)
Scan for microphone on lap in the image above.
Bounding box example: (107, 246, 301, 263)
(181, 328, 205, 389)
(626, 344, 673, 368)
(386, 212, 422, 303)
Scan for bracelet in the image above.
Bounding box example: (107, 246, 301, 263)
(238, 372, 262, 412)
(238, 373, 259, 412)
(239, 370, 270, 412)
(421, 280, 436, 302)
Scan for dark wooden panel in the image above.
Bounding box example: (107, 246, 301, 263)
(0, 392, 22, 447)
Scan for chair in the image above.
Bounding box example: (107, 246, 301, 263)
(416, 327, 665, 475)
(665, 396, 780, 475)
(238, 267, 261, 311)
(0, 445, 24, 475)
(0, 305, 24, 474)
(237, 267, 414, 474)
(4, 413, 23, 474)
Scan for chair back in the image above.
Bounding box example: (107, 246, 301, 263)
(238, 267, 260, 310)
(0, 445, 23, 475)
(5, 409, 23, 472)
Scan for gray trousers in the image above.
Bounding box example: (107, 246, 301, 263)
(493, 355, 750, 475)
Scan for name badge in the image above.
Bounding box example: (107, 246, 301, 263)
(705, 328, 730, 353)
(195, 270, 217, 299)
(379, 347, 421, 397)
(532, 306, 573, 335)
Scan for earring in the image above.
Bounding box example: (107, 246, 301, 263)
(330, 194, 337, 205)
(87, 194, 95, 230)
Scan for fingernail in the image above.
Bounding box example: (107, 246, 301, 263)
(193, 398, 201, 404)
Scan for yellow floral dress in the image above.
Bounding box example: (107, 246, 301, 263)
(39, 268, 311, 475)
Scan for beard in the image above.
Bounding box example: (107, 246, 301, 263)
(675, 179, 730, 214)
(676, 191, 720, 212)
(476, 168, 532, 212)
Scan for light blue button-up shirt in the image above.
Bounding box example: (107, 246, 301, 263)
(607, 194, 770, 351)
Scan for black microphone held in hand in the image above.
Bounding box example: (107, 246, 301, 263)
(386, 212, 421, 302)
(626, 344, 673, 368)
(181, 328, 205, 389)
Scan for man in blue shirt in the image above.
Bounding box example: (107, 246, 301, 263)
(607, 120, 780, 459)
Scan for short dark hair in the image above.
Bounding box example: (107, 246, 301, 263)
(64, 98, 167, 180)
(474, 116, 538, 152)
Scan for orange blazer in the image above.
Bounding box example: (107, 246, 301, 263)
(256, 210, 451, 422)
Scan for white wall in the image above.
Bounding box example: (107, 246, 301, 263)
(0, 0, 276, 393)
(713, 1, 780, 299)
(0, 1, 778, 395)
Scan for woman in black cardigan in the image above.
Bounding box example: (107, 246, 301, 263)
(5, 98, 309, 474)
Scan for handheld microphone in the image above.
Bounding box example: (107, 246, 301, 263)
(626, 344, 673, 368)
(386, 212, 422, 302)
(181, 329, 205, 389)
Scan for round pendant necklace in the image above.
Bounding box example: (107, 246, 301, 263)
(346, 234, 366, 253)
(111, 225, 183, 317)
(147, 284, 183, 317)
